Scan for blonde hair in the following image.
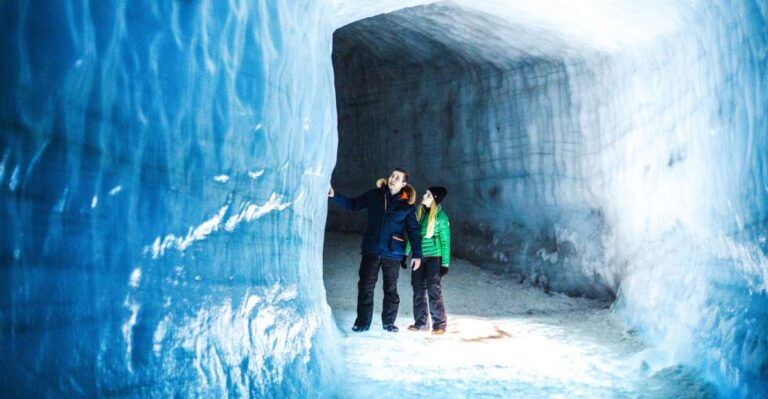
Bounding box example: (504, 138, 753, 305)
(416, 204, 439, 238)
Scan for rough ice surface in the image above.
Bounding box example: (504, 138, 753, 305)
(0, 0, 340, 396)
(1, 0, 766, 398)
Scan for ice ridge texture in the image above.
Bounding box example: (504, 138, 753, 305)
(1, 0, 340, 396)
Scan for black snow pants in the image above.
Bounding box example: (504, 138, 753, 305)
(411, 256, 447, 329)
(354, 255, 401, 328)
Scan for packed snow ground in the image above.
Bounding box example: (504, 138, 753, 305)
(323, 232, 716, 398)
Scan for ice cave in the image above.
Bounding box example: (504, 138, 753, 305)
(1, 0, 766, 398)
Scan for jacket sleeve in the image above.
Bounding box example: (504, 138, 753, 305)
(404, 210, 418, 256)
(330, 189, 369, 211)
(405, 207, 422, 258)
(438, 212, 451, 266)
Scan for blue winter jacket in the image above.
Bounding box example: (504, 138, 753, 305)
(331, 179, 422, 260)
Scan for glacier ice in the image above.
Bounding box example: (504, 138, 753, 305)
(0, 0, 340, 396)
(329, 0, 767, 397)
(1, 0, 766, 397)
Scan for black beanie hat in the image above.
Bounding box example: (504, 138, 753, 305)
(428, 186, 447, 204)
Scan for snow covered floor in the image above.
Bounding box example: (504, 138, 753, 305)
(322, 232, 716, 398)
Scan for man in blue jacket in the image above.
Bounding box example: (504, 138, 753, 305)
(329, 168, 422, 333)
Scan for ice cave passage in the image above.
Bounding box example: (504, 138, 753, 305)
(0, 0, 766, 398)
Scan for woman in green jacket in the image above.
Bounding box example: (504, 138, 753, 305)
(407, 186, 451, 335)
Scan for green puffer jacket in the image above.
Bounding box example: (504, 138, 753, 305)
(406, 205, 451, 266)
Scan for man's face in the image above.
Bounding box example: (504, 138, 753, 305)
(388, 171, 407, 193)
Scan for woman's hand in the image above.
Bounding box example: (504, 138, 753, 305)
(328, 187, 334, 198)
(411, 258, 421, 271)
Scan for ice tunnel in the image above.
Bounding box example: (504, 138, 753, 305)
(1, 0, 766, 397)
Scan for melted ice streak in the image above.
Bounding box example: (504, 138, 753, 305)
(122, 298, 141, 373)
(146, 193, 291, 259)
(109, 185, 123, 196)
(224, 193, 290, 232)
(129, 268, 142, 288)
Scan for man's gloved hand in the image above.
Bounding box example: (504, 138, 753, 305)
(400, 260, 407, 269)
(439, 266, 449, 276)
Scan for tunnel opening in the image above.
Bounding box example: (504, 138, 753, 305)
(321, 1, 768, 397)
(320, 3, 718, 397)
(327, 3, 616, 300)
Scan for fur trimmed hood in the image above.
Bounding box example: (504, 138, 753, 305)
(376, 178, 416, 205)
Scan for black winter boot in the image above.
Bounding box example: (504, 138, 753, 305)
(352, 325, 369, 332)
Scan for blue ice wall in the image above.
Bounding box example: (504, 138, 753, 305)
(2, 0, 767, 397)
(330, 1, 767, 396)
(613, 2, 768, 397)
(0, 0, 340, 396)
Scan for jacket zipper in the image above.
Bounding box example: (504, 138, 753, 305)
(378, 190, 388, 253)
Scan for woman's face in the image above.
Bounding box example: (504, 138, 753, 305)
(421, 190, 434, 207)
